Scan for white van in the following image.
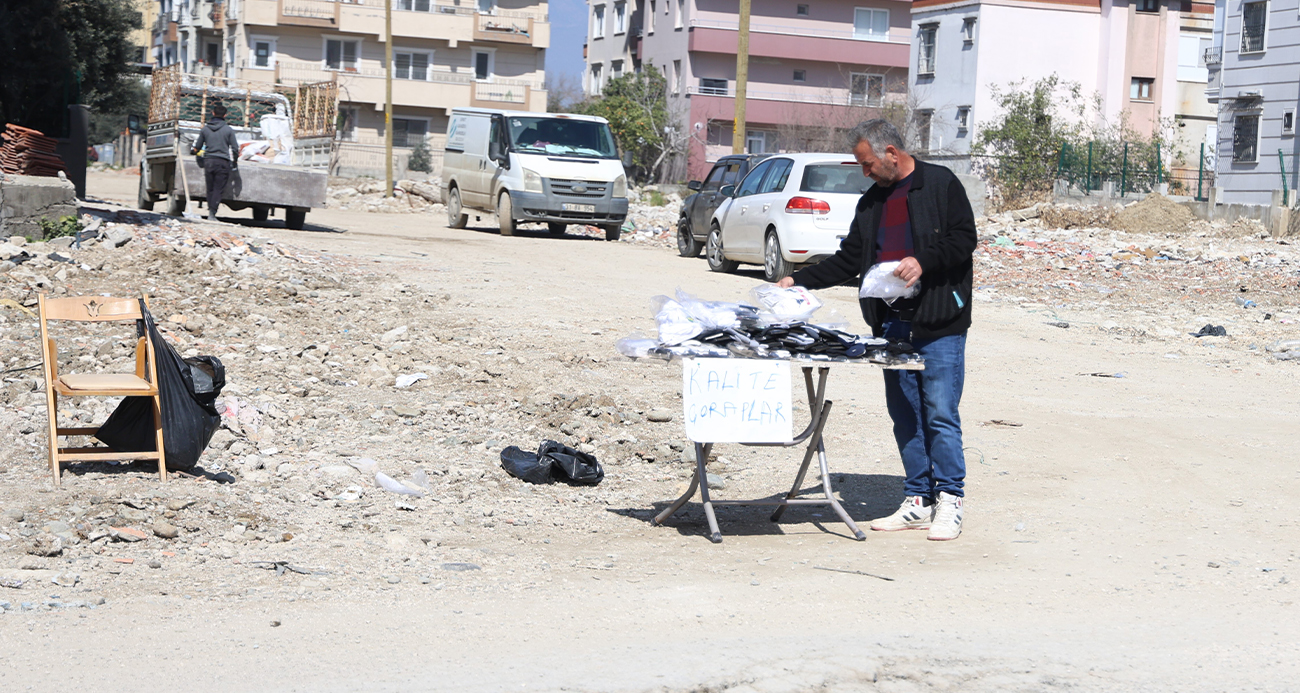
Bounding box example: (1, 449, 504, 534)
(441, 108, 629, 241)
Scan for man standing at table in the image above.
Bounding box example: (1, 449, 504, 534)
(777, 119, 976, 541)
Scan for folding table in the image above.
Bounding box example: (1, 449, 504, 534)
(651, 358, 922, 543)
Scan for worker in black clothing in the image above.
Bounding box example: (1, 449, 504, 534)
(192, 103, 240, 221)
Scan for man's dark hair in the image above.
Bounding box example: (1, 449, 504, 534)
(848, 119, 905, 155)
(212, 103, 227, 118)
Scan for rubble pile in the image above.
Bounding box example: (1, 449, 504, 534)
(975, 205, 1300, 351)
(327, 178, 443, 214)
(0, 207, 705, 607)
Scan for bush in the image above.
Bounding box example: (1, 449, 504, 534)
(644, 189, 667, 206)
(37, 215, 81, 241)
(407, 138, 433, 173)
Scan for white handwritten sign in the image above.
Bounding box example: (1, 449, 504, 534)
(682, 358, 793, 443)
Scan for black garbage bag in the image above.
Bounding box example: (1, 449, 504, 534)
(500, 440, 604, 486)
(95, 302, 226, 471)
(500, 445, 553, 484)
(539, 440, 604, 485)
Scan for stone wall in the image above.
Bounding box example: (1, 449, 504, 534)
(0, 173, 78, 240)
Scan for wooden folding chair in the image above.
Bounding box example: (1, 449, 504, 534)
(38, 294, 166, 484)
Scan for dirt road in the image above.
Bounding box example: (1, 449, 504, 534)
(3, 170, 1296, 692)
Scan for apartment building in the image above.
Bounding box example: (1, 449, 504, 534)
(1205, 0, 1299, 205)
(585, 0, 643, 95)
(151, 0, 550, 176)
(592, 0, 911, 179)
(908, 0, 1214, 172)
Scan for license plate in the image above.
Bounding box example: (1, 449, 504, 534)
(562, 203, 596, 213)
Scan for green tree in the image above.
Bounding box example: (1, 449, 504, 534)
(972, 75, 1083, 209)
(0, 0, 142, 136)
(407, 137, 433, 173)
(578, 66, 686, 183)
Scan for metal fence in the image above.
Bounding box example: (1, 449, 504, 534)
(1055, 141, 1216, 201)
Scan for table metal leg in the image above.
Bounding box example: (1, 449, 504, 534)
(817, 438, 866, 540)
(652, 443, 714, 532)
(770, 400, 830, 523)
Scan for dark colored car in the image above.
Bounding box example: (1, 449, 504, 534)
(677, 153, 771, 257)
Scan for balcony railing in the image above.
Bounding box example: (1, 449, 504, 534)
(275, 60, 542, 90)
(687, 85, 882, 108)
(355, 0, 548, 21)
(689, 18, 907, 44)
(281, 0, 340, 21)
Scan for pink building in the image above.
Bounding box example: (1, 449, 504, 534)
(597, 0, 913, 179)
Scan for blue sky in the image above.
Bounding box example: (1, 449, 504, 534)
(545, 0, 588, 80)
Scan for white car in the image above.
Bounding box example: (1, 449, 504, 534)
(705, 153, 872, 281)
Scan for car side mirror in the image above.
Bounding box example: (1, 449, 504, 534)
(719, 184, 736, 198)
(687, 180, 703, 191)
(488, 140, 509, 168)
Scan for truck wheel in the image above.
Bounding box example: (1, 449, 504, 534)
(763, 230, 795, 282)
(252, 207, 269, 222)
(166, 192, 186, 217)
(547, 222, 567, 235)
(603, 224, 621, 242)
(285, 209, 306, 230)
(496, 192, 515, 237)
(137, 168, 154, 211)
(677, 219, 702, 257)
(706, 225, 739, 273)
(447, 187, 468, 229)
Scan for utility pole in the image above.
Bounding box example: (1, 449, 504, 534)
(384, 0, 394, 197)
(731, 0, 750, 154)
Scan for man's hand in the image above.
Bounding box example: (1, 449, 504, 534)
(776, 277, 796, 288)
(893, 257, 922, 288)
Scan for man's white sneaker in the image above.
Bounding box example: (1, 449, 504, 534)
(870, 496, 933, 531)
(927, 492, 964, 541)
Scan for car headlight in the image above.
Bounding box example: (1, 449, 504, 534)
(523, 168, 543, 193)
(612, 174, 627, 198)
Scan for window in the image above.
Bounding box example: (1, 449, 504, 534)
(961, 17, 976, 44)
(1130, 77, 1154, 100)
(672, 59, 682, 94)
(615, 1, 626, 33)
(850, 72, 883, 107)
(204, 42, 221, 67)
(1178, 34, 1211, 82)
(1241, 1, 1267, 52)
(793, 69, 806, 82)
(251, 38, 275, 69)
(473, 49, 494, 80)
(478, 0, 495, 13)
(397, 0, 431, 10)
(746, 130, 772, 154)
(649, 0, 656, 32)
(701, 164, 728, 192)
(918, 25, 936, 74)
(394, 51, 431, 80)
(325, 39, 358, 70)
(675, 0, 684, 29)
(854, 8, 889, 40)
(1233, 113, 1259, 162)
(915, 110, 932, 153)
(338, 106, 359, 142)
(1285, 109, 1295, 136)
(700, 78, 728, 95)
(590, 63, 603, 95)
(593, 4, 606, 39)
(956, 106, 971, 132)
(760, 159, 794, 193)
(612, 59, 624, 78)
(1136, 0, 1157, 11)
(392, 118, 428, 148)
(737, 159, 774, 195)
(796, 3, 809, 15)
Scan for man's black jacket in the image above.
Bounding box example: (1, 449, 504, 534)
(789, 159, 977, 341)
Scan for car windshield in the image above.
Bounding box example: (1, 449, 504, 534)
(507, 117, 619, 158)
(800, 164, 871, 194)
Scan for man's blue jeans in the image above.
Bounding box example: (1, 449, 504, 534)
(881, 319, 967, 498)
